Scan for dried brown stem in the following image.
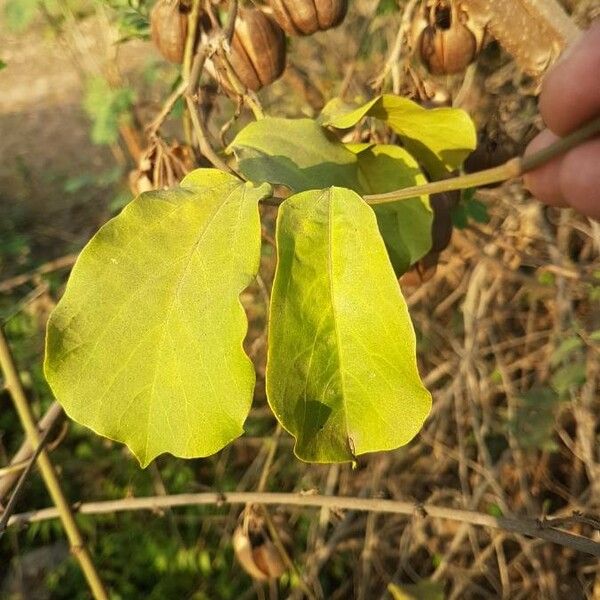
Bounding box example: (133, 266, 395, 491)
(0, 254, 78, 294)
(0, 329, 108, 599)
(6, 491, 600, 558)
(0, 402, 64, 502)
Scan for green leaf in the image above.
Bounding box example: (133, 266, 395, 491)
(551, 363, 586, 397)
(376, 0, 400, 15)
(4, 0, 38, 32)
(465, 197, 489, 224)
(45, 169, 272, 466)
(321, 94, 476, 177)
(550, 336, 583, 366)
(228, 117, 361, 192)
(450, 203, 468, 229)
(355, 144, 432, 275)
(0, 60, 7, 71)
(510, 387, 560, 451)
(388, 581, 445, 600)
(83, 77, 136, 145)
(229, 117, 434, 274)
(267, 187, 431, 463)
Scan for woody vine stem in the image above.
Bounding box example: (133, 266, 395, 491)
(361, 114, 600, 205)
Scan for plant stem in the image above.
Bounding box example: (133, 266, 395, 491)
(521, 116, 600, 171)
(185, 95, 238, 175)
(366, 159, 523, 205)
(7, 491, 600, 558)
(362, 115, 600, 206)
(0, 329, 108, 600)
(182, 0, 202, 146)
(0, 412, 58, 537)
(0, 402, 64, 501)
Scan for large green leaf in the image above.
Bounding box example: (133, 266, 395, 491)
(355, 144, 432, 275)
(267, 187, 431, 463)
(321, 94, 476, 177)
(228, 117, 361, 192)
(45, 169, 272, 467)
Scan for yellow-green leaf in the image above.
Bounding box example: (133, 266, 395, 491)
(228, 117, 361, 192)
(267, 187, 431, 463)
(45, 169, 272, 466)
(388, 581, 445, 600)
(321, 94, 476, 177)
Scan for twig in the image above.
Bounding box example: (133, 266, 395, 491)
(223, 0, 238, 44)
(0, 254, 78, 294)
(371, 0, 419, 93)
(362, 115, 600, 205)
(541, 512, 600, 531)
(252, 426, 317, 599)
(185, 95, 237, 175)
(146, 79, 188, 137)
(0, 328, 108, 599)
(182, 0, 203, 146)
(217, 51, 265, 120)
(0, 402, 64, 502)
(0, 412, 59, 537)
(6, 491, 600, 558)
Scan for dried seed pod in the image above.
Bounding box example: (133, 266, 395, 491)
(429, 190, 460, 252)
(233, 517, 287, 581)
(150, 0, 189, 64)
(128, 140, 195, 196)
(417, 0, 479, 75)
(226, 8, 286, 92)
(269, 0, 348, 36)
(400, 251, 440, 287)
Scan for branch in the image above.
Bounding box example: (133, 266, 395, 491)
(362, 115, 600, 205)
(0, 328, 108, 600)
(0, 411, 59, 537)
(0, 401, 64, 502)
(6, 491, 600, 558)
(0, 254, 77, 294)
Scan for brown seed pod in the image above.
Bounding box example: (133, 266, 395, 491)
(417, 0, 479, 75)
(429, 190, 460, 253)
(232, 510, 287, 581)
(269, 0, 348, 36)
(224, 8, 287, 92)
(150, 0, 190, 64)
(128, 139, 195, 196)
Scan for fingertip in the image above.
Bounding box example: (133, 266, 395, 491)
(539, 20, 600, 136)
(559, 137, 600, 220)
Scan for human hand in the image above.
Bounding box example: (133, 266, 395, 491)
(524, 21, 600, 220)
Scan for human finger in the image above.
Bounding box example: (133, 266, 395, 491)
(539, 20, 600, 136)
(559, 136, 600, 220)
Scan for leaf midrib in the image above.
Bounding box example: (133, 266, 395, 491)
(325, 189, 351, 454)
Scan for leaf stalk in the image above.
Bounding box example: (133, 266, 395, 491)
(362, 115, 600, 205)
